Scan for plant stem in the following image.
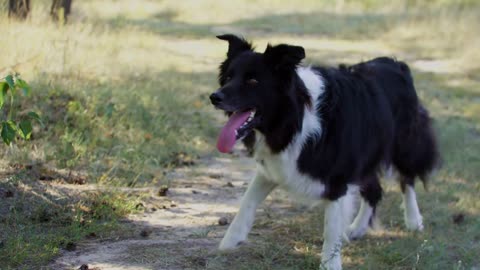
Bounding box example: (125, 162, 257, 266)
(8, 91, 14, 121)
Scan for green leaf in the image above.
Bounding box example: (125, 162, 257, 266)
(27, 112, 44, 127)
(18, 120, 33, 140)
(105, 103, 115, 118)
(1, 121, 17, 145)
(27, 111, 41, 121)
(16, 78, 31, 96)
(5, 75, 15, 92)
(0, 82, 9, 91)
(0, 82, 8, 109)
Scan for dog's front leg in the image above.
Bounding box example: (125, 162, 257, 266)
(321, 195, 351, 270)
(219, 174, 277, 250)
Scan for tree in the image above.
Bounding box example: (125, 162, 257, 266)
(8, 0, 30, 20)
(50, 0, 72, 23)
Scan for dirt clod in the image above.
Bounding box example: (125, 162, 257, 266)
(170, 152, 196, 166)
(158, 185, 169, 196)
(191, 256, 207, 267)
(452, 213, 465, 224)
(71, 176, 87, 185)
(65, 241, 77, 251)
(39, 175, 54, 181)
(78, 264, 100, 270)
(140, 229, 151, 238)
(0, 188, 14, 198)
(218, 217, 229, 226)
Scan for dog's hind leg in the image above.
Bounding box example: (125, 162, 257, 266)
(400, 177, 424, 231)
(347, 176, 382, 240)
(392, 104, 439, 231)
(219, 173, 277, 250)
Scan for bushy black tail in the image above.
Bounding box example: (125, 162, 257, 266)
(391, 59, 441, 189)
(393, 103, 441, 190)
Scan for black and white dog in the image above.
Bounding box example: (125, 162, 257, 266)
(210, 34, 439, 270)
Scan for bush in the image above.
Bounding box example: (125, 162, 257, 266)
(0, 74, 41, 145)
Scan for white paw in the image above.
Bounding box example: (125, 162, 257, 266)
(405, 214, 424, 231)
(320, 255, 342, 270)
(346, 223, 368, 240)
(218, 234, 246, 251)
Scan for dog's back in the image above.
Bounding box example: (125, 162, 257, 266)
(354, 57, 440, 186)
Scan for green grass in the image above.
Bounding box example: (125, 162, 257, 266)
(1, 0, 480, 269)
(0, 173, 141, 269)
(23, 70, 217, 185)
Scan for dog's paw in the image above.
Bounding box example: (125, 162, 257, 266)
(218, 236, 245, 251)
(346, 223, 368, 240)
(320, 255, 342, 270)
(405, 214, 424, 231)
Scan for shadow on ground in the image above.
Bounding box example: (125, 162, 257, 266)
(97, 10, 405, 40)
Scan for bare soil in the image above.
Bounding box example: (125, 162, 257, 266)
(50, 149, 298, 270)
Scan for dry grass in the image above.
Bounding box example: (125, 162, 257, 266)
(0, 0, 479, 269)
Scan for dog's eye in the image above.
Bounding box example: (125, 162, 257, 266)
(246, 78, 258, 85)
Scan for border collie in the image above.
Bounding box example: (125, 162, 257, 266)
(209, 34, 439, 270)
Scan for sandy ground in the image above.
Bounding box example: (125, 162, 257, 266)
(50, 148, 297, 270)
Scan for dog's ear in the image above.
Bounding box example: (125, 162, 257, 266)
(264, 44, 305, 71)
(217, 34, 253, 58)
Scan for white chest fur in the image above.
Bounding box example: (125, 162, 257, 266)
(253, 67, 326, 199)
(254, 137, 325, 199)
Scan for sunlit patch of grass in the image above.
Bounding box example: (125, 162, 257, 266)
(2, 25, 220, 184)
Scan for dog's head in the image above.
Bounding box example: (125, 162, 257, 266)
(210, 34, 305, 153)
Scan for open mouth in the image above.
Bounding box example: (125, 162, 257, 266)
(217, 109, 257, 153)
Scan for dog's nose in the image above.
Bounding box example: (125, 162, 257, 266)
(209, 92, 224, 105)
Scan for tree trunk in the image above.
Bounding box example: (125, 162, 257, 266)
(51, 0, 72, 23)
(8, 0, 30, 20)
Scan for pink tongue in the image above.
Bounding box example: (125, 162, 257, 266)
(217, 110, 252, 153)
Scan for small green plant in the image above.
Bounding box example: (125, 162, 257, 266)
(0, 74, 41, 145)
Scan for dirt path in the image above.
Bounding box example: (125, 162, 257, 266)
(50, 149, 296, 270)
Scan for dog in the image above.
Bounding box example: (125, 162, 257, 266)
(209, 34, 439, 270)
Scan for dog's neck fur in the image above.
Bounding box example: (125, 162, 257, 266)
(255, 67, 323, 154)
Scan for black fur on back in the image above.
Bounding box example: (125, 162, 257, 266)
(297, 57, 440, 200)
